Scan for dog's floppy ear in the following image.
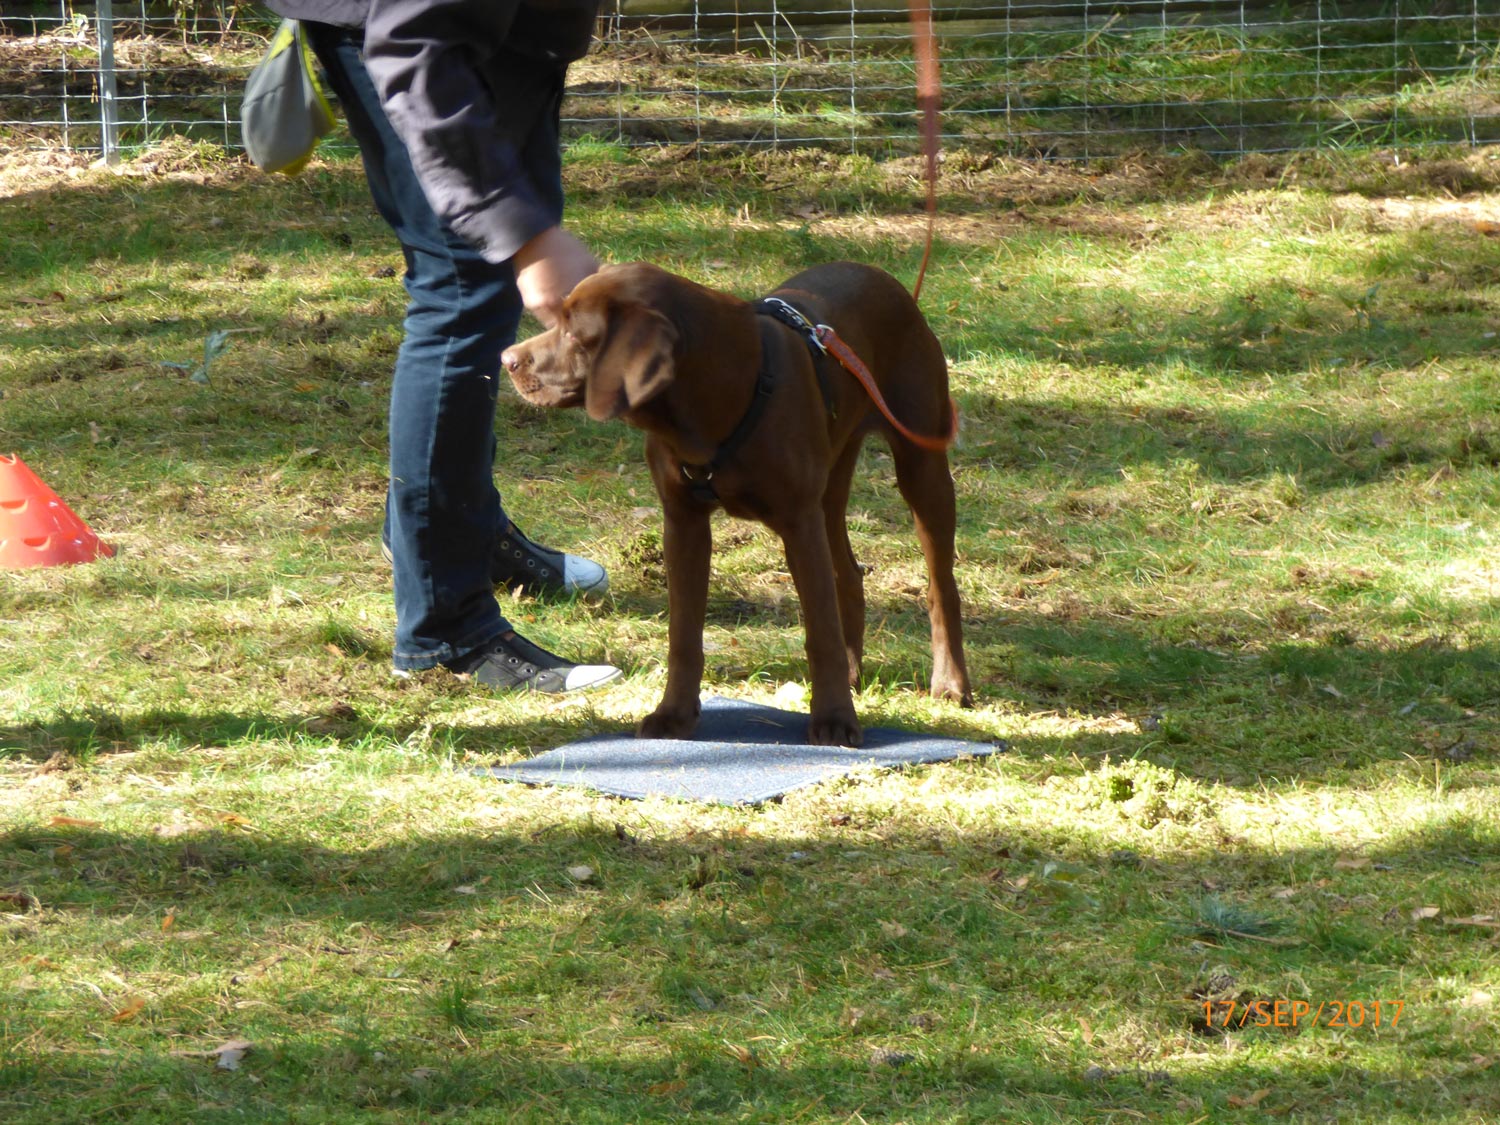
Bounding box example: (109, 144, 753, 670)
(585, 304, 678, 422)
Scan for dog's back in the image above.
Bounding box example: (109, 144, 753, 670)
(769, 261, 952, 450)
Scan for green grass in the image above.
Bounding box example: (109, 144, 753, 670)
(2, 141, 1500, 1123)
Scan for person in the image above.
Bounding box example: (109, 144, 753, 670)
(263, 0, 620, 693)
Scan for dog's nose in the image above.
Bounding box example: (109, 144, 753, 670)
(500, 347, 522, 373)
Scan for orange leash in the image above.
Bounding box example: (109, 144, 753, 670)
(815, 325, 958, 452)
(823, 0, 948, 448)
(908, 0, 941, 303)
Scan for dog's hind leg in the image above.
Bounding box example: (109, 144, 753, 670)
(822, 438, 867, 688)
(890, 442, 974, 707)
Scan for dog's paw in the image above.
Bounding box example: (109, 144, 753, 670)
(808, 711, 863, 748)
(931, 675, 974, 709)
(637, 705, 700, 740)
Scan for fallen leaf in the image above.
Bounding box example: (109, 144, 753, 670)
(723, 1042, 758, 1067)
(151, 818, 208, 838)
(647, 1080, 686, 1096)
(1334, 857, 1370, 870)
(1, 891, 39, 911)
(49, 816, 100, 828)
(1078, 1015, 1094, 1044)
(213, 1039, 252, 1070)
(878, 920, 909, 940)
(1411, 905, 1442, 921)
(1228, 1088, 1271, 1108)
(161, 910, 176, 933)
(567, 865, 598, 884)
(112, 997, 146, 1022)
(1447, 915, 1500, 930)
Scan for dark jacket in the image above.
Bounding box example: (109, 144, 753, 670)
(266, 0, 600, 261)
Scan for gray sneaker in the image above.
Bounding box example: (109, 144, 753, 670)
(447, 631, 621, 694)
(380, 522, 609, 599)
(491, 523, 609, 597)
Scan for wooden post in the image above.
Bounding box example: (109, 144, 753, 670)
(97, 0, 120, 164)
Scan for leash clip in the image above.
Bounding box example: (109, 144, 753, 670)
(760, 297, 828, 354)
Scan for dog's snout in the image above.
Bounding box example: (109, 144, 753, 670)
(501, 346, 525, 373)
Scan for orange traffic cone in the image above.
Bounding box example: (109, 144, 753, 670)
(0, 454, 115, 568)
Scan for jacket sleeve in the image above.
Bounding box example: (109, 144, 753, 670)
(361, 0, 596, 263)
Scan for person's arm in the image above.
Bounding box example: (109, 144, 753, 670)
(361, 0, 596, 266)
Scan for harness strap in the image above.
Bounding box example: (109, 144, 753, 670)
(755, 297, 838, 417)
(679, 340, 776, 504)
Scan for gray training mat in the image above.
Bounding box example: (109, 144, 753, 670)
(481, 695, 1002, 805)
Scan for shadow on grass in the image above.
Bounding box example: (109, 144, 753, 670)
(0, 807, 1497, 1121)
(1, 1043, 1495, 1122)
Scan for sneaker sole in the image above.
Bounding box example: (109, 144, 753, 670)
(393, 664, 623, 693)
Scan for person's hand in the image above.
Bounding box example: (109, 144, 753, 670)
(513, 226, 599, 327)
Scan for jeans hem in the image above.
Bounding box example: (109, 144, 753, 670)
(392, 622, 511, 672)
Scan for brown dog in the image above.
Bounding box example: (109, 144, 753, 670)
(501, 261, 972, 746)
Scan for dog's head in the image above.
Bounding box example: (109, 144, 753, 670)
(502, 263, 679, 423)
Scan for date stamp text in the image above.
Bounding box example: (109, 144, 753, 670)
(1202, 999, 1404, 1030)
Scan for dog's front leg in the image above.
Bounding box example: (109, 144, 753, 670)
(637, 499, 713, 740)
(776, 510, 863, 747)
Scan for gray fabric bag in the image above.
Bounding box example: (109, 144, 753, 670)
(241, 19, 336, 175)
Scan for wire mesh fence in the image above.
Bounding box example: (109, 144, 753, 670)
(1, 1, 1497, 164)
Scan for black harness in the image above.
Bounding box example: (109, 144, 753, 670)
(678, 298, 838, 504)
(756, 297, 840, 415)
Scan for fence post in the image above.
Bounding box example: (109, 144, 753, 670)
(97, 0, 121, 164)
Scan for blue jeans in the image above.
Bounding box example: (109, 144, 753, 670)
(305, 24, 565, 670)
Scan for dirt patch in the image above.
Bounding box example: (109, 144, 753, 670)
(5, 141, 1499, 248)
(1363, 194, 1500, 230)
